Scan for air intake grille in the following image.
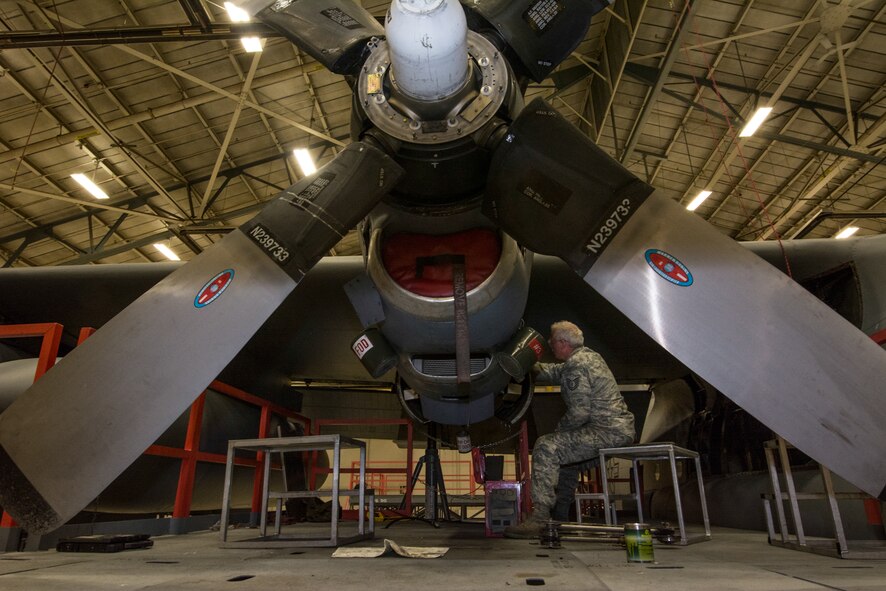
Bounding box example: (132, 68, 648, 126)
(412, 356, 490, 377)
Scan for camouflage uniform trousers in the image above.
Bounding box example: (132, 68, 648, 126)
(531, 425, 633, 519)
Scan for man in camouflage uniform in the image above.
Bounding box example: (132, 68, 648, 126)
(504, 321, 635, 538)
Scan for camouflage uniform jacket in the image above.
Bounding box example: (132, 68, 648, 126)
(535, 346, 635, 438)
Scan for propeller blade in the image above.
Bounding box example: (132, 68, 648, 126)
(246, 0, 383, 75)
(462, 0, 611, 82)
(0, 143, 403, 533)
(485, 98, 886, 500)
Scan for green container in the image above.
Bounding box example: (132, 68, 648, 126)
(624, 523, 654, 563)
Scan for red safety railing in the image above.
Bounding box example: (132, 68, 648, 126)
(144, 379, 311, 519)
(0, 323, 64, 528)
(351, 456, 521, 496)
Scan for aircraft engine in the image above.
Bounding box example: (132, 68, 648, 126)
(352, 205, 536, 425)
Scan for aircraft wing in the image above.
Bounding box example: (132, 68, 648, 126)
(3, 239, 881, 416)
(0, 254, 685, 389)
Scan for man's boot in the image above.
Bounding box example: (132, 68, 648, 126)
(551, 494, 574, 522)
(503, 511, 549, 539)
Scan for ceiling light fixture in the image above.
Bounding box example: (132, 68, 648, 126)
(739, 107, 773, 138)
(293, 148, 317, 176)
(153, 243, 180, 261)
(71, 173, 109, 200)
(240, 37, 263, 53)
(686, 190, 712, 211)
(223, 2, 249, 21)
(224, 2, 263, 53)
(834, 226, 859, 239)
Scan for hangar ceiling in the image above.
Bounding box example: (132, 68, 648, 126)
(0, 0, 882, 267)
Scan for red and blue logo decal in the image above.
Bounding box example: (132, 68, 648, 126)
(195, 269, 235, 308)
(644, 250, 693, 286)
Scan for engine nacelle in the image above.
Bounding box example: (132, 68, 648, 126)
(348, 205, 534, 424)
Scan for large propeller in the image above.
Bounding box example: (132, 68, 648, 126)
(227, 0, 886, 502)
(0, 144, 403, 532)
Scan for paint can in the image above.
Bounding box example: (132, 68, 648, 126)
(623, 523, 654, 563)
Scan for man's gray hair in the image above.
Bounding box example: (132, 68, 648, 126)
(551, 321, 583, 348)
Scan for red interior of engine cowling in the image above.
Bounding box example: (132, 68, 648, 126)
(381, 229, 502, 297)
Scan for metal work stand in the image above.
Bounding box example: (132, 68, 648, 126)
(220, 435, 374, 548)
(400, 424, 451, 524)
(598, 443, 711, 545)
(761, 437, 886, 559)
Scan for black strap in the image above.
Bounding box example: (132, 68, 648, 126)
(415, 254, 471, 397)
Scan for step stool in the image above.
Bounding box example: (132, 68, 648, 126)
(598, 443, 711, 545)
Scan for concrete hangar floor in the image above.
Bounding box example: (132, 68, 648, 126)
(2, 522, 885, 590)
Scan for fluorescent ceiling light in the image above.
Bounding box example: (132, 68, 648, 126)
(686, 190, 712, 211)
(835, 226, 859, 239)
(240, 37, 263, 52)
(223, 3, 263, 52)
(153, 243, 180, 261)
(294, 148, 317, 176)
(739, 107, 773, 138)
(71, 173, 109, 200)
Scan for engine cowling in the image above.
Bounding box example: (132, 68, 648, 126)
(350, 205, 535, 424)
